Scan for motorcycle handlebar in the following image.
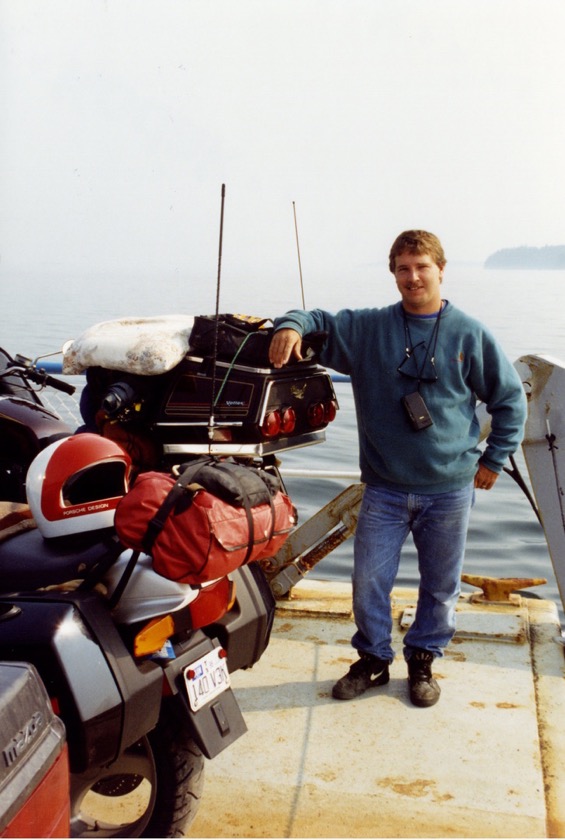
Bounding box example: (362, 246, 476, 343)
(27, 367, 76, 395)
(0, 361, 76, 396)
(43, 372, 76, 395)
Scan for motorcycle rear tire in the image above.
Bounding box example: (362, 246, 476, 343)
(70, 698, 205, 838)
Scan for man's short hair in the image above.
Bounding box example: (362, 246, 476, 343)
(389, 230, 446, 273)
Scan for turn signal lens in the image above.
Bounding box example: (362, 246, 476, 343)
(134, 614, 175, 658)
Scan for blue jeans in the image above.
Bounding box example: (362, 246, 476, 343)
(351, 483, 474, 662)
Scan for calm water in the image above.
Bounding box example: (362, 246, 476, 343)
(2, 264, 565, 621)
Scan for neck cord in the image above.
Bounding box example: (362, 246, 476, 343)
(402, 303, 443, 385)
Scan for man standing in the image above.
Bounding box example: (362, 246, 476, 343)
(268, 230, 526, 707)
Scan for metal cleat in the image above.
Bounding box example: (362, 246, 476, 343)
(461, 573, 547, 602)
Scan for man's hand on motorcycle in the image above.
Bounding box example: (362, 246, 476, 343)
(269, 329, 303, 368)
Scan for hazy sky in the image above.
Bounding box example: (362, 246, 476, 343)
(2, 0, 565, 296)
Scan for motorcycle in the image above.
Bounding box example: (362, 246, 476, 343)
(63, 313, 338, 475)
(0, 320, 338, 838)
(0, 347, 74, 501)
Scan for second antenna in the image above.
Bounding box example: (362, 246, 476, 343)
(292, 201, 306, 309)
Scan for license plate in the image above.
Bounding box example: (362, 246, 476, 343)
(183, 648, 230, 712)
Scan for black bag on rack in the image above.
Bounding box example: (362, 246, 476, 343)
(189, 313, 327, 367)
(189, 314, 273, 366)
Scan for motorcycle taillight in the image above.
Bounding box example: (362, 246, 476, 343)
(307, 401, 325, 427)
(308, 399, 338, 428)
(324, 399, 338, 423)
(189, 578, 234, 629)
(280, 406, 296, 434)
(261, 410, 281, 438)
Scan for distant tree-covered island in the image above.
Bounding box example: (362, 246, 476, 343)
(484, 245, 565, 269)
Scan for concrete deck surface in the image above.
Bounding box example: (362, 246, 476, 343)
(190, 580, 565, 838)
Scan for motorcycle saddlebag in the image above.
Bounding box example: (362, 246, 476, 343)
(115, 461, 296, 585)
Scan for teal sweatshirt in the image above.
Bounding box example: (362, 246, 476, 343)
(274, 301, 527, 494)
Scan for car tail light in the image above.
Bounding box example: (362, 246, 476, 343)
(1, 746, 70, 838)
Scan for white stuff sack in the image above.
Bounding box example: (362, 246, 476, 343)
(62, 315, 195, 376)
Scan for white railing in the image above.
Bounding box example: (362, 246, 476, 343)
(280, 468, 360, 480)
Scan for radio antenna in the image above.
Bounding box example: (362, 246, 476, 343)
(293, 201, 306, 309)
(209, 183, 226, 442)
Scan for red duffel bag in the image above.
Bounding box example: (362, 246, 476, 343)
(114, 458, 296, 585)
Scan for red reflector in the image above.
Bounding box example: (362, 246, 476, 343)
(219, 648, 228, 659)
(261, 410, 281, 438)
(280, 406, 296, 434)
(307, 402, 325, 427)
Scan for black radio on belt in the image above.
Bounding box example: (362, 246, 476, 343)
(401, 391, 433, 431)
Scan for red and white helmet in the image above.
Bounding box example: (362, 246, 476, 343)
(26, 433, 132, 539)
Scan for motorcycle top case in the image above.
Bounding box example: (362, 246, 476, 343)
(115, 468, 296, 585)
